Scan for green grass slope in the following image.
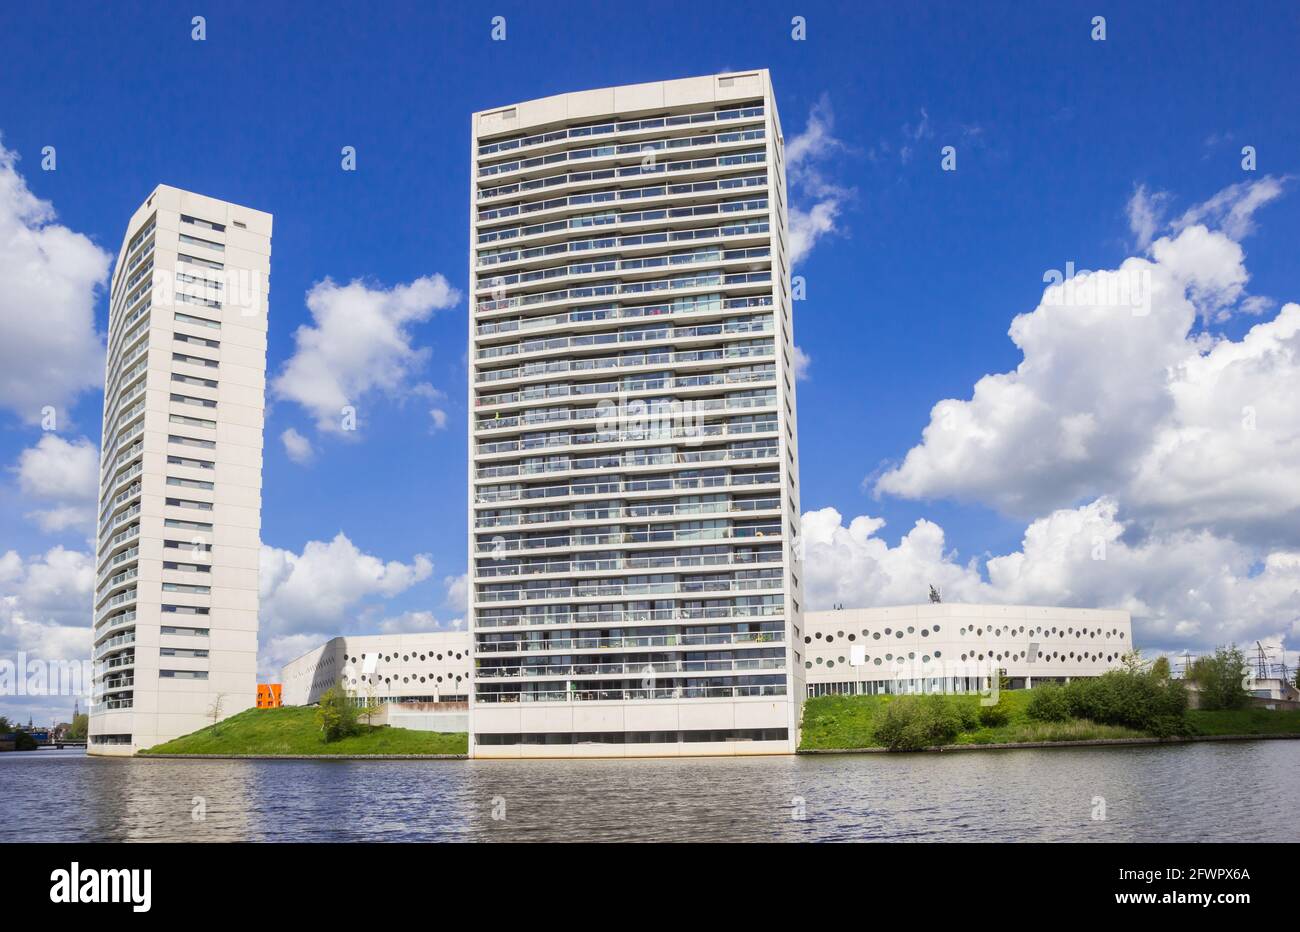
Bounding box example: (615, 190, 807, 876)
(800, 690, 1300, 751)
(143, 706, 468, 756)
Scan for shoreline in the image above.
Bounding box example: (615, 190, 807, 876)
(136, 752, 467, 760)
(126, 732, 1300, 760)
(799, 732, 1300, 754)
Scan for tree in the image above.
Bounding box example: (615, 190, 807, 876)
(315, 686, 360, 742)
(67, 712, 88, 741)
(356, 677, 383, 728)
(206, 693, 226, 735)
(1188, 646, 1250, 711)
(1120, 648, 1148, 674)
(1149, 656, 1171, 682)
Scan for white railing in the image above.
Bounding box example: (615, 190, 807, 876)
(476, 445, 778, 481)
(475, 494, 779, 530)
(477, 657, 786, 679)
(476, 104, 764, 160)
(475, 619, 784, 642)
(477, 218, 770, 270)
(476, 550, 782, 579)
(476, 577, 784, 604)
(478, 126, 766, 178)
(476, 342, 774, 385)
(474, 684, 787, 703)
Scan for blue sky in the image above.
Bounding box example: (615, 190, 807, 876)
(2, 0, 1299, 714)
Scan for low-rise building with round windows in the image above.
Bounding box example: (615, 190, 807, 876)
(802, 604, 1132, 697)
(280, 633, 472, 707)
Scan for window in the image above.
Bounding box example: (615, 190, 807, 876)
(165, 497, 213, 511)
(174, 311, 221, 329)
(167, 476, 214, 490)
(169, 434, 216, 449)
(178, 232, 224, 252)
(181, 214, 226, 233)
(170, 393, 217, 409)
(162, 605, 210, 615)
(163, 518, 212, 531)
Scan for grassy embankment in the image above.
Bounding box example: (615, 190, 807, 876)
(799, 689, 1300, 751)
(143, 706, 468, 756)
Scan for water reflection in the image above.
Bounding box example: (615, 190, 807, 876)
(2, 742, 1296, 842)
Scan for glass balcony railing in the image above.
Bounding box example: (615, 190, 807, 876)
(476, 105, 764, 159)
(477, 219, 770, 269)
(476, 549, 782, 579)
(478, 128, 767, 179)
(474, 684, 787, 703)
(475, 444, 779, 482)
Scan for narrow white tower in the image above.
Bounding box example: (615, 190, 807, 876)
(89, 185, 272, 755)
(468, 71, 804, 757)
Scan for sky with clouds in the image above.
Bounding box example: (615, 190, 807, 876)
(1, 1, 1298, 723)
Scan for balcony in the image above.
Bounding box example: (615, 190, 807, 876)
(475, 493, 779, 530)
(477, 425, 777, 464)
(473, 684, 787, 703)
(477, 218, 770, 272)
(477, 656, 787, 679)
(475, 340, 774, 388)
(476, 576, 784, 606)
(476, 620, 784, 645)
(477, 548, 782, 580)
(474, 518, 782, 554)
(477, 196, 770, 252)
(477, 126, 767, 182)
(475, 443, 779, 482)
(476, 104, 764, 162)
(93, 632, 136, 659)
(476, 172, 769, 233)
(474, 467, 779, 506)
(476, 364, 774, 413)
(476, 271, 772, 325)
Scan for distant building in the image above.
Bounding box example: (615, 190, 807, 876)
(802, 604, 1133, 696)
(281, 633, 470, 707)
(255, 683, 282, 708)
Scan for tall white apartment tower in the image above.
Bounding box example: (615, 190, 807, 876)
(468, 71, 804, 757)
(89, 185, 272, 755)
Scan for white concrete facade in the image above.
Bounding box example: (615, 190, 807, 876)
(280, 633, 471, 707)
(468, 71, 804, 757)
(803, 604, 1133, 696)
(89, 185, 272, 755)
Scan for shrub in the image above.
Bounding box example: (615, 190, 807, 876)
(1188, 646, 1250, 711)
(874, 695, 965, 751)
(978, 696, 1010, 728)
(955, 699, 980, 731)
(1026, 684, 1072, 722)
(1065, 669, 1188, 733)
(315, 686, 361, 742)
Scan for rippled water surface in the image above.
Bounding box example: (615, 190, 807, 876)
(4, 742, 1297, 842)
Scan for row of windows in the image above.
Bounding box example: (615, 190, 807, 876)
(808, 624, 1127, 644)
(475, 727, 788, 745)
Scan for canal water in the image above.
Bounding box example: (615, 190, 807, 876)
(3, 741, 1297, 842)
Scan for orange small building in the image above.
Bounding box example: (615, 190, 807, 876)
(256, 683, 283, 708)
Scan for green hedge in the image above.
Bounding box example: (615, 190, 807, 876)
(1026, 670, 1189, 737)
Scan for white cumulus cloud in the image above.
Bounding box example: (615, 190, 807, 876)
(279, 427, 314, 464)
(271, 275, 460, 433)
(258, 532, 433, 637)
(0, 141, 110, 423)
(11, 434, 99, 533)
